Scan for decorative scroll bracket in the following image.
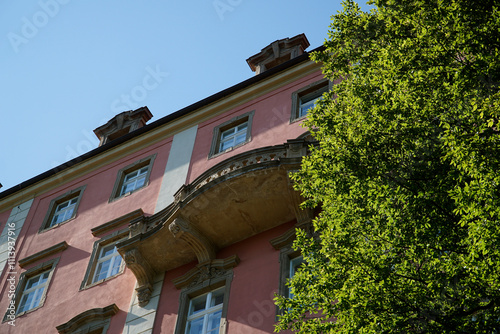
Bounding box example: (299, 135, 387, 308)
(169, 216, 216, 264)
(122, 248, 155, 307)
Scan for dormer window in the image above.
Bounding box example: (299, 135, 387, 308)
(93, 107, 153, 146)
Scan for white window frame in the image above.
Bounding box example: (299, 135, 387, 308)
(50, 197, 78, 227)
(4, 257, 59, 319)
(120, 166, 149, 196)
(218, 122, 248, 153)
(290, 79, 331, 122)
(17, 270, 51, 314)
(209, 110, 255, 158)
(92, 243, 123, 284)
(109, 154, 156, 202)
(81, 230, 127, 289)
(40, 185, 86, 232)
(185, 287, 225, 334)
(174, 270, 234, 334)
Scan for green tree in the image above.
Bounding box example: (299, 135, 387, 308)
(275, 0, 500, 332)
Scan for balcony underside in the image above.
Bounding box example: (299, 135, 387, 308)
(117, 140, 312, 305)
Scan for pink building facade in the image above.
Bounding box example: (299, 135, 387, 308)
(0, 34, 327, 334)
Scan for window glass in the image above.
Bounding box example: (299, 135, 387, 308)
(185, 287, 225, 334)
(17, 271, 50, 314)
(299, 93, 323, 118)
(93, 244, 122, 283)
(50, 197, 78, 227)
(120, 166, 149, 195)
(219, 121, 248, 152)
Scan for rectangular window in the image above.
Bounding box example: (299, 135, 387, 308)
(4, 257, 59, 319)
(120, 166, 149, 196)
(298, 92, 323, 118)
(109, 154, 156, 201)
(173, 265, 235, 334)
(209, 110, 254, 158)
(81, 230, 127, 289)
(93, 243, 123, 283)
(291, 79, 331, 122)
(50, 197, 78, 227)
(17, 270, 50, 314)
(185, 287, 225, 334)
(219, 122, 248, 152)
(40, 186, 86, 232)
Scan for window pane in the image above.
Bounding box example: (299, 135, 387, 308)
(189, 294, 207, 315)
(101, 244, 116, 258)
(290, 256, 304, 278)
(124, 170, 138, 181)
(206, 310, 222, 333)
(135, 175, 146, 188)
(234, 133, 246, 146)
(110, 256, 122, 276)
(210, 290, 224, 307)
(25, 276, 41, 290)
(219, 139, 234, 152)
(31, 287, 44, 309)
(94, 260, 111, 282)
(186, 317, 204, 334)
(57, 201, 69, 210)
(221, 128, 235, 139)
(40, 272, 49, 283)
(50, 214, 63, 226)
(18, 293, 32, 313)
(237, 123, 247, 131)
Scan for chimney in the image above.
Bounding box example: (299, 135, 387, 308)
(93, 107, 153, 146)
(246, 33, 310, 75)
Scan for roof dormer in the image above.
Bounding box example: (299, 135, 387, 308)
(246, 33, 310, 75)
(93, 107, 153, 146)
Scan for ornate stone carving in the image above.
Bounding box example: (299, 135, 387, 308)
(285, 139, 308, 159)
(172, 255, 240, 289)
(136, 285, 153, 307)
(129, 216, 146, 237)
(122, 248, 155, 306)
(194, 150, 287, 191)
(188, 264, 227, 288)
(169, 217, 216, 263)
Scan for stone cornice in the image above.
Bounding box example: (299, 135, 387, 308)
(56, 304, 119, 334)
(91, 209, 144, 237)
(18, 241, 68, 268)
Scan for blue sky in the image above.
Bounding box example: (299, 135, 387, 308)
(0, 1, 369, 192)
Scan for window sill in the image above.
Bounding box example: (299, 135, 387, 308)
(208, 140, 250, 160)
(80, 271, 124, 291)
(38, 216, 77, 233)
